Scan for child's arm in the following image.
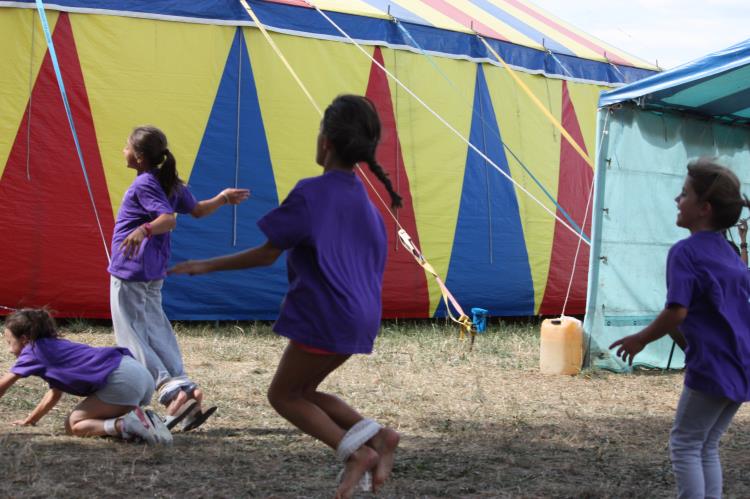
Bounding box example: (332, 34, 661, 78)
(191, 188, 250, 218)
(120, 213, 177, 258)
(740, 219, 748, 266)
(13, 388, 63, 426)
(668, 330, 687, 351)
(0, 372, 20, 398)
(609, 305, 687, 365)
(168, 240, 282, 275)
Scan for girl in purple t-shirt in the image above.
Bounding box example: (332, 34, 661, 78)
(0, 308, 170, 445)
(170, 96, 401, 497)
(109, 126, 249, 432)
(610, 159, 750, 498)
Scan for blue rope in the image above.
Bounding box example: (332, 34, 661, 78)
(34, 1, 111, 261)
(394, 18, 590, 243)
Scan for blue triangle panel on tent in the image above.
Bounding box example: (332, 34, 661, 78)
(165, 27, 288, 320)
(435, 65, 534, 317)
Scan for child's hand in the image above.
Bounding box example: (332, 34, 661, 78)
(120, 227, 146, 258)
(12, 419, 34, 426)
(168, 260, 210, 276)
(221, 188, 250, 205)
(739, 219, 747, 241)
(609, 333, 646, 365)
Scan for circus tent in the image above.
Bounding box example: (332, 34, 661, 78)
(0, 1, 657, 319)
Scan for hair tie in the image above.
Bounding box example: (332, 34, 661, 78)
(163, 148, 170, 156)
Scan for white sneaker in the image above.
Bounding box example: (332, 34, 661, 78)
(120, 407, 159, 445)
(145, 409, 173, 446)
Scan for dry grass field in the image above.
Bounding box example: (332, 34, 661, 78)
(1, 320, 749, 498)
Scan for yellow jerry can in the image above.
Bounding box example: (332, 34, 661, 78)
(539, 316, 583, 375)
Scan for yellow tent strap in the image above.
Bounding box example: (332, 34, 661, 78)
(238, 0, 322, 116)
(237, 0, 475, 343)
(397, 230, 474, 343)
(477, 35, 594, 170)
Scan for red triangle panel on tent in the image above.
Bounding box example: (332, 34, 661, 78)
(362, 47, 430, 318)
(538, 80, 592, 315)
(0, 13, 114, 317)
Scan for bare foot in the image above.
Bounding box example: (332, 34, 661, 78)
(166, 390, 189, 416)
(369, 427, 400, 492)
(166, 388, 205, 416)
(334, 446, 378, 499)
(192, 387, 204, 406)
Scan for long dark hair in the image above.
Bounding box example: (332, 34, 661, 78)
(129, 125, 183, 197)
(322, 95, 403, 209)
(687, 158, 750, 230)
(4, 308, 59, 342)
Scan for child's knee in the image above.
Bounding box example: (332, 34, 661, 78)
(65, 414, 87, 436)
(267, 383, 294, 409)
(266, 384, 280, 408)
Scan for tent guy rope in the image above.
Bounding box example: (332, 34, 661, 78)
(299, 0, 590, 247)
(392, 16, 589, 243)
(33, 0, 111, 263)
(238, 0, 475, 340)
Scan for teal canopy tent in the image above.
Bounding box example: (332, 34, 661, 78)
(586, 39, 750, 371)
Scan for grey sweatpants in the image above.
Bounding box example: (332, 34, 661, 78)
(110, 276, 187, 391)
(669, 386, 742, 499)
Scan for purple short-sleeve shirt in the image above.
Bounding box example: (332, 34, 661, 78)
(666, 231, 750, 402)
(108, 170, 197, 281)
(257, 170, 387, 354)
(11, 338, 131, 396)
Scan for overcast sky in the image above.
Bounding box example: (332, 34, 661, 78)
(530, 0, 749, 69)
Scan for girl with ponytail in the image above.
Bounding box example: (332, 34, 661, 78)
(109, 125, 250, 432)
(170, 95, 400, 497)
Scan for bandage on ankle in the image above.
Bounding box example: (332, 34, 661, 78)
(104, 418, 119, 436)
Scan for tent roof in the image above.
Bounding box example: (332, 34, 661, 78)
(599, 38, 750, 125)
(2, 0, 657, 85)
(262, 0, 654, 69)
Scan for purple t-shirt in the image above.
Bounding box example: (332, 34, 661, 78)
(257, 170, 387, 354)
(108, 170, 197, 281)
(11, 338, 132, 396)
(666, 231, 750, 402)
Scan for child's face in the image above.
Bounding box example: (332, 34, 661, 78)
(3, 328, 27, 358)
(123, 139, 140, 170)
(675, 178, 710, 231)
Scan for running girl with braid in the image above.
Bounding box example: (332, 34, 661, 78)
(169, 95, 400, 498)
(110, 125, 249, 432)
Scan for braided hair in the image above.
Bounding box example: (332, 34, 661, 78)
(128, 125, 184, 197)
(322, 95, 403, 209)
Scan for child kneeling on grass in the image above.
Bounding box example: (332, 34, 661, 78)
(0, 308, 171, 445)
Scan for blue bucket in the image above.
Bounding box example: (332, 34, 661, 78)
(471, 307, 488, 333)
